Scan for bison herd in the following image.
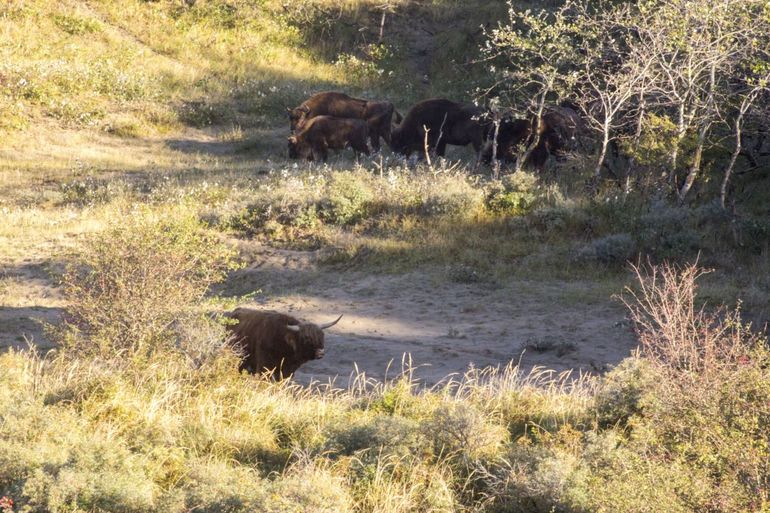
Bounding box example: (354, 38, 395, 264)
(224, 91, 584, 379)
(286, 91, 582, 169)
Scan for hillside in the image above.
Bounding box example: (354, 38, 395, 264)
(0, 0, 507, 139)
(1, 1, 770, 512)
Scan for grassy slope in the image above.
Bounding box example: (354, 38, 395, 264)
(0, 0, 506, 138)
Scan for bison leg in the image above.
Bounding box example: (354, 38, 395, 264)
(351, 135, 370, 156)
(318, 142, 329, 162)
(353, 145, 369, 164)
(472, 138, 485, 169)
(369, 131, 381, 152)
(308, 139, 330, 162)
(529, 144, 549, 170)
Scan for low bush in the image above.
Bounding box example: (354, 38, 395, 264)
(56, 209, 238, 361)
(575, 232, 637, 265)
(322, 171, 376, 226)
(485, 171, 543, 216)
(228, 168, 485, 242)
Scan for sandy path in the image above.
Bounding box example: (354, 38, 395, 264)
(1, 241, 638, 385)
(229, 244, 638, 386)
(0, 258, 64, 350)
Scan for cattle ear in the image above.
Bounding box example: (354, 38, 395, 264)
(284, 331, 298, 352)
(288, 135, 297, 144)
(300, 105, 311, 114)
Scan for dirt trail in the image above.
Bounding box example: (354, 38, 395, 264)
(230, 244, 638, 386)
(0, 258, 64, 351)
(0, 240, 637, 385)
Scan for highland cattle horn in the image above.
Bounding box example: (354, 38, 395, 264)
(319, 315, 343, 330)
(286, 324, 301, 332)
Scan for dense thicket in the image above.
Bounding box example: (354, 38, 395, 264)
(482, 0, 770, 205)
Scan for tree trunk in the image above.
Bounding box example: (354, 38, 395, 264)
(593, 120, 611, 178)
(669, 103, 686, 189)
(721, 119, 742, 210)
(491, 118, 501, 179)
(678, 123, 706, 203)
(679, 62, 717, 203)
(721, 91, 758, 209)
(625, 95, 646, 198)
(515, 92, 547, 172)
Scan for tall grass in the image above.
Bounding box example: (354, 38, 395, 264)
(3, 212, 767, 512)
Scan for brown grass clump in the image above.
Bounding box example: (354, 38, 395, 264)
(624, 260, 761, 375)
(56, 209, 238, 362)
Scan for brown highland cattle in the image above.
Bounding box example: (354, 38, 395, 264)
(224, 308, 342, 379)
(389, 98, 489, 159)
(288, 91, 396, 151)
(288, 115, 370, 161)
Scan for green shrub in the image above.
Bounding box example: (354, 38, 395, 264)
(594, 357, 658, 428)
(321, 171, 375, 226)
(479, 442, 587, 513)
(736, 217, 770, 254)
(526, 206, 589, 237)
(176, 99, 233, 127)
(334, 44, 394, 87)
(52, 13, 102, 35)
(59, 176, 128, 206)
(0, 392, 157, 513)
(486, 171, 542, 216)
(576, 233, 636, 265)
(418, 177, 484, 218)
(268, 462, 353, 513)
(636, 204, 701, 259)
(175, 461, 266, 513)
(348, 455, 457, 513)
(622, 262, 770, 511)
(231, 197, 320, 236)
(422, 401, 509, 465)
(329, 414, 425, 459)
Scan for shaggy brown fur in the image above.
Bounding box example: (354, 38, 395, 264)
(389, 98, 489, 158)
(224, 308, 340, 379)
(288, 91, 396, 151)
(288, 115, 370, 161)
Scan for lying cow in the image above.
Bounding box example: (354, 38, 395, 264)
(389, 98, 489, 160)
(288, 115, 370, 161)
(224, 308, 342, 379)
(288, 91, 396, 151)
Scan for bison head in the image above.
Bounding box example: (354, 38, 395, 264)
(287, 105, 311, 132)
(285, 315, 343, 361)
(541, 107, 582, 160)
(287, 135, 312, 160)
(287, 135, 300, 158)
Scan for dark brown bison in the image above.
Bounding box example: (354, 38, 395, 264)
(288, 115, 370, 161)
(224, 308, 342, 379)
(288, 91, 396, 151)
(483, 107, 582, 169)
(389, 98, 489, 159)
